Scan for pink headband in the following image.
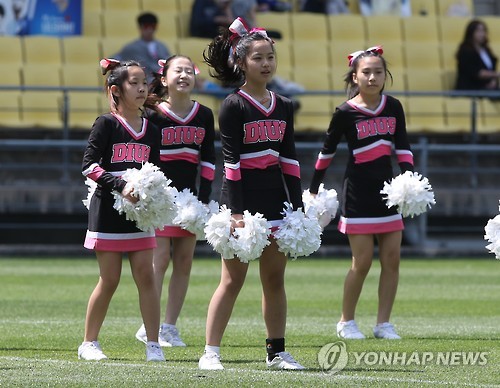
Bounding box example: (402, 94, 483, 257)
(157, 59, 200, 75)
(99, 58, 120, 75)
(347, 46, 384, 66)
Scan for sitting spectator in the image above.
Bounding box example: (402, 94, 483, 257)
(232, 0, 282, 38)
(301, 0, 350, 14)
(455, 19, 500, 91)
(112, 12, 171, 83)
(189, 0, 234, 39)
(257, 0, 292, 12)
(359, 0, 411, 17)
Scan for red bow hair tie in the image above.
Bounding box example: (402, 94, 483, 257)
(229, 17, 270, 42)
(99, 58, 121, 75)
(347, 46, 384, 67)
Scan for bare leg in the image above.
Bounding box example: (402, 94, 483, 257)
(375, 231, 402, 324)
(83, 251, 122, 342)
(205, 257, 248, 346)
(153, 237, 171, 298)
(129, 249, 159, 342)
(164, 235, 196, 324)
(259, 239, 287, 338)
(340, 234, 374, 322)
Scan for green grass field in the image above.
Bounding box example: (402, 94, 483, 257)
(1, 257, 499, 387)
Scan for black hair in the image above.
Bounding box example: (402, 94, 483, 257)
(137, 12, 158, 26)
(102, 60, 143, 112)
(203, 26, 274, 86)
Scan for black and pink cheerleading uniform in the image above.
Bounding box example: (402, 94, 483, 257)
(82, 113, 161, 251)
(310, 95, 414, 234)
(219, 89, 302, 229)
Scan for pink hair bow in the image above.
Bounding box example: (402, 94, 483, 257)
(99, 58, 120, 75)
(347, 45, 383, 66)
(229, 17, 269, 41)
(157, 59, 201, 75)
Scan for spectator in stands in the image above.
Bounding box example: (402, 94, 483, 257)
(79, 59, 165, 363)
(232, 0, 282, 38)
(113, 12, 171, 83)
(309, 47, 414, 340)
(189, 0, 234, 39)
(455, 19, 500, 92)
(257, 0, 292, 12)
(358, 0, 411, 16)
(301, 0, 350, 14)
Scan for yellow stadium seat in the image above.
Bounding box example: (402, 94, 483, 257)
(290, 13, 328, 41)
(406, 96, 447, 132)
(364, 15, 403, 45)
(406, 69, 444, 91)
(440, 42, 458, 89)
(66, 91, 101, 129)
(293, 67, 332, 91)
(479, 16, 500, 43)
(275, 40, 293, 78)
(23, 36, 62, 64)
(177, 37, 212, 78)
(175, 11, 190, 39)
(0, 91, 22, 127)
(20, 91, 64, 128)
(380, 41, 405, 69)
(177, 0, 194, 13)
(411, 0, 437, 16)
(385, 68, 406, 92)
(192, 93, 221, 130)
(102, 0, 141, 12)
(444, 96, 473, 133)
(330, 41, 359, 70)
(142, 0, 179, 13)
(403, 42, 442, 71)
(292, 40, 330, 71)
(83, 11, 104, 37)
(438, 16, 468, 45)
(61, 64, 101, 88)
(295, 94, 334, 132)
(256, 12, 292, 41)
(83, 0, 102, 13)
(402, 16, 439, 43)
(102, 11, 140, 39)
(328, 14, 366, 45)
(0, 63, 22, 87)
(100, 37, 132, 59)
(0, 37, 23, 65)
(22, 64, 62, 87)
(436, 0, 474, 16)
(61, 36, 101, 65)
(479, 98, 500, 133)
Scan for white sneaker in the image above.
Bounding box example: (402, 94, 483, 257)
(266, 351, 305, 370)
(198, 352, 224, 370)
(135, 324, 147, 344)
(146, 342, 166, 362)
(160, 324, 186, 347)
(78, 341, 107, 361)
(373, 322, 401, 339)
(337, 320, 366, 339)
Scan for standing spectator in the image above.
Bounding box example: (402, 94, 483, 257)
(198, 17, 305, 370)
(135, 55, 216, 347)
(79, 59, 165, 362)
(113, 12, 171, 83)
(455, 19, 500, 91)
(309, 47, 414, 340)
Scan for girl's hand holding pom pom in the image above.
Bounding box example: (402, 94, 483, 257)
(302, 184, 339, 229)
(380, 171, 436, 218)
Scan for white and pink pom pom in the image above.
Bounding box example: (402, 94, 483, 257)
(172, 189, 218, 240)
(82, 178, 97, 210)
(112, 162, 177, 233)
(231, 211, 271, 263)
(204, 205, 235, 259)
(302, 184, 339, 228)
(484, 201, 500, 259)
(274, 203, 322, 260)
(380, 171, 436, 218)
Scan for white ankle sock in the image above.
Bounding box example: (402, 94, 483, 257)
(205, 345, 220, 355)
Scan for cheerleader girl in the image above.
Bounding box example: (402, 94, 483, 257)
(79, 59, 165, 362)
(198, 17, 305, 371)
(309, 47, 414, 340)
(134, 55, 216, 347)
